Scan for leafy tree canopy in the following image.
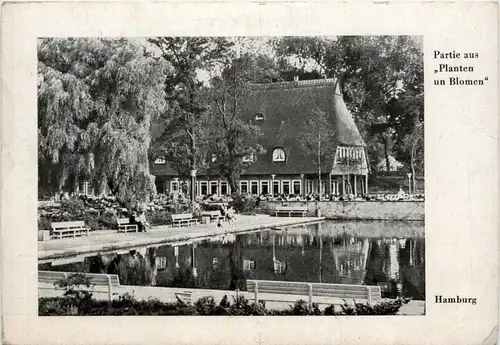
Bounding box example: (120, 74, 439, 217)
(274, 36, 424, 172)
(38, 38, 171, 207)
(207, 52, 284, 192)
(147, 37, 235, 175)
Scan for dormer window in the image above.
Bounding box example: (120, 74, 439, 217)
(272, 148, 285, 162)
(242, 153, 254, 163)
(255, 113, 264, 121)
(154, 156, 166, 164)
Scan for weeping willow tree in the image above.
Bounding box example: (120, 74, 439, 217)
(38, 38, 171, 207)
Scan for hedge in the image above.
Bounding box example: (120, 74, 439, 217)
(39, 294, 408, 316)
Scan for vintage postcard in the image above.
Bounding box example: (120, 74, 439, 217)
(1, 2, 498, 345)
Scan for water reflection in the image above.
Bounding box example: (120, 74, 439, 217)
(40, 221, 425, 300)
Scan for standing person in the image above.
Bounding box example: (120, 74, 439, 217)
(217, 204, 227, 228)
(220, 204, 227, 218)
(226, 205, 235, 227)
(138, 210, 151, 232)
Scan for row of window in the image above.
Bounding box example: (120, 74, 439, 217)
(164, 178, 366, 196)
(168, 180, 230, 196)
(336, 146, 364, 160)
(239, 180, 302, 195)
(168, 179, 302, 196)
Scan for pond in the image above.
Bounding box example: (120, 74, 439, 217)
(40, 220, 425, 300)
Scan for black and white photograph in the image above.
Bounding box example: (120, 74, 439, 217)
(37, 36, 425, 316)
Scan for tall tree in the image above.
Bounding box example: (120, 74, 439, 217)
(297, 109, 336, 194)
(274, 36, 424, 173)
(38, 38, 170, 207)
(401, 119, 424, 192)
(147, 37, 234, 200)
(208, 52, 281, 193)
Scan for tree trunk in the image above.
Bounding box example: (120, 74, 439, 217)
(228, 178, 238, 195)
(384, 135, 391, 173)
(226, 169, 239, 195)
(318, 132, 322, 195)
(107, 181, 129, 209)
(410, 140, 417, 193)
(412, 172, 417, 194)
(189, 129, 197, 202)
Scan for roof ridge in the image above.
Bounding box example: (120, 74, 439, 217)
(249, 78, 337, 91)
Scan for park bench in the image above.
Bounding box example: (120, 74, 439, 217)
(246, 280, 382, 307)
(174, 290, 193, 305)
(274, 206, 308, 217)
(51, 221, 90, 240)
(116, 217, 138, 233)
(201, 210, 225, 223)
(38, 271, 122, 303)
(171, 213, 199, 227)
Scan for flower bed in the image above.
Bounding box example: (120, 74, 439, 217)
(38, 193, 262, 231)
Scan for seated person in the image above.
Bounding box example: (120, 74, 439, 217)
(130, 211, 142, 231)
(397, 187, 406, 199)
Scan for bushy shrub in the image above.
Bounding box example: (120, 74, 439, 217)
(38, 199, 118, 231)
(289, 300, 322, 315)
(171, 202, 192, 215)
(146, 209, 172, 226)
(39, 294, 408, 316)
(99, 210, 117, 229)
(229, 194, 257, 214)
(194, 296, 218, 315)
(38, 197, 179, 230)
(323, 304, 336, 315)
(200, 203, 221, 211)
(226, 295, 268, 316)
(42, 273, 96, 315)
(38, 217, 52, 230)
(338, 298, 407, 315)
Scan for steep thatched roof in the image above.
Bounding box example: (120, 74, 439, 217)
(239, 78, 365, 175)
(151, 78, 366, 177)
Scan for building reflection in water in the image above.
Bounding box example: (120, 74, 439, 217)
(40, 221, 425, 300)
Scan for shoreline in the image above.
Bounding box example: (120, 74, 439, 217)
(39, 215, 324, 264)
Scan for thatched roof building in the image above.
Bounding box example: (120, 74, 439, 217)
(240, 78, 367, 175)
(151, 78, 369, 197)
